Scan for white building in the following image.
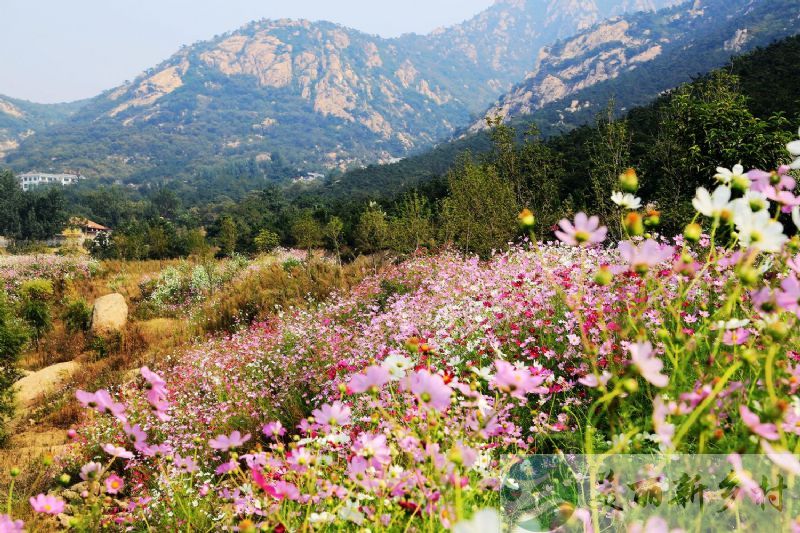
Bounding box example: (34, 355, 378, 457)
(17, 172, 84, 192)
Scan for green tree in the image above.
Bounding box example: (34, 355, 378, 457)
(390, 192, 434, 253)
(323, 217, 345, 264)
(0, 292, 28, 443)
(291, 211, 323, 254)
(588, 101, 631, 237)
(217, 216, 238, 257)
(19, 279, 53, 345)
(355, 203, 389, 256)
(441, 156, 518, 258)
(254, 229, 281, 254)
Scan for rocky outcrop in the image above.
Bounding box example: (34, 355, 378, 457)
(91, 293, 128, 335)
(13, 361, 80, 413)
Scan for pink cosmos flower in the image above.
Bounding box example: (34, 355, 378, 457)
(209, 430, 251, 451)
(407, 370, 452, 411)
(29, 494, 65, 515)
(739, 405, 779, 441)
(122, 423, 147, 447)
(492, 360, 547, 398)
(726, 453, 765, 504)
(722, 328, 750, 346)
(264, 480, 301, 501)
(215, 459, 238, 474)
(761, 440, 800, 475)
(79, 461, 102, 481)
(763, 185, 800, 213)
(618, 240, 675, 273)
(777, 274, 800, 316)
(138, 443, 172, 457)
(749, 167, 796, 193)
(104, 473, 125, 494)
(629, 341, 668, 388)
(555, 212, 607, 246)
(349, 365, 391, 394)
(578, 371, 611, 388)
(174, 455, 198, 473)
(627, 516, 683, 533)
(652, 397, 674, 449)
(286, 447, 315, 472)
(751, 287, 780, 314)
(0, 514, 24, 533)
(312, 401, 352, 430)
(75, 389, 127, 422)
(103, 443, 134, 459)
(262, 421, 286, 440)
(353, 433, 392, 466)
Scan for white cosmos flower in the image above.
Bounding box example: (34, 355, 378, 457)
(793, 206, 800, 229)
(381, 353, 413, 380)
(453, 509, 503, 533)
(787, 127, 800, 170)
(714, 164, 747, 185)
(734, 209, 787, 253)
(692, 186, 732, 218)
(714, 318, 750, 330)
(470, 365, 494, 381)
(731, 191, 769, 214)
(611, 191, 642, 209)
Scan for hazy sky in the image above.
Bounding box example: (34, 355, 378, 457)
(1, 0, 494, 104)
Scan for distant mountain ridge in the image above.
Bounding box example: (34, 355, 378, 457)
(470, 0, 800, 131)
(1, 0, 680, 182)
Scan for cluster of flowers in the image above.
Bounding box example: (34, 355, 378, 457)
(0, 254, 94, 297)
(139, 255, 250, 316)
(6, 130, 800, 531)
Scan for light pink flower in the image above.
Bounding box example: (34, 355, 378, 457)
(209, 430, 251, 451)
(407, 370, 452, 411)
(0, 514, 24, 532)
(618, 240, 675, 273)
(79, 461, 102, 481)
(722, 328, 750, 346)
(349, 365, 391, 394)
(75, 389, 127, 422)
(312, 401, 352, 430)
(102, 443, 134, 459)
(262, 421, 286, 440)
(492, 360, 547, 398)
(555, 212, 607, 246)
(629, 341, 668, 388)
(761, 440, 800, 475)
(353, 433, 392, 466)
(739, 405, 779, 441)
(174, 455, 198, 473)
(726, 453, 765, 504)
(104, 473, 125, 494)
(29, 494, 65, 515)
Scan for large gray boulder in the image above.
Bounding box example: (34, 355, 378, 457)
(91, 293, 128, 335)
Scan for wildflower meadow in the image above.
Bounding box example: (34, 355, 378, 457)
(6, 130, 800, 531)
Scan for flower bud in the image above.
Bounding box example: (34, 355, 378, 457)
(619, 168, 639, 193)
(9, 467, 20, 477)
(518, 209, 535, 230)
(624, 212, 644, 237)
(683, 223, 702, 243)
(766, 320, 789, 341)
(656, 328, 670, 342)
(405, 337, 420, 353)
(66, 429, 77, 440)
(644, 209, 661, 228)
(593, 266, 613, 286)
(42, 454, 53, 467)
(731, 174, 750, 193)
(737, 266, 760, 287)
(58, 473, 71, 486)
(623, 379, 639, 393)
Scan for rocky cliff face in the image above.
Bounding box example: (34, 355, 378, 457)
(0, 0, 701, 180)
(470, 0, 796, 132)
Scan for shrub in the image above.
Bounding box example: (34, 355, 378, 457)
(61, 297, 91, 334)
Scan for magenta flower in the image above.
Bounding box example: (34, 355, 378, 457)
(311, 401, 352, 430)
(264, 480, 301, 501)
(262, 421, 286, 440)
(492, 360, 547, 398)
(618, 240, 675, 273)
(555, 212, 607, 246)
(0, 514, 24, 532)
(629, 341, 668, 388)
(29, 494, 65, 515)
(739, 405, 779, 441)
(407, 370, 452, 412)
(349, 365, 391, 394)
(209, 430, 251, 451)
(215, 459, 238, 474)
(104, 473, 125, 494)
(103, 443, 134, 459)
